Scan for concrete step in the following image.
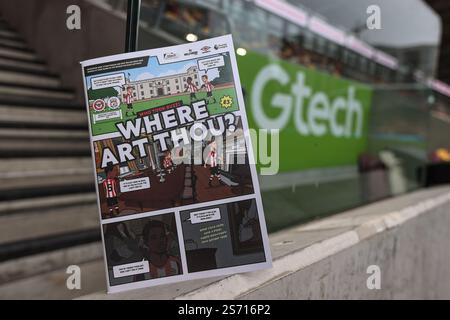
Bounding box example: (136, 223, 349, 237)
(0, 56, 47, 73)
(0, 157, 94, 199)
(0, 241, 102, 285)
(0, 83, 74, 100)
(0, 127, 89, 147)
(0, 20, 15, 31)
(2, 179, 94, 199)
(0, 157, 93, 177)
(0, 227, 100, 261)
(0, 93, 83, 109)
(0, 69, 61, 88)
(0, 40, 32, 53)
(2, 177, 94, 197)
(0, 258, 105, 299)
(0, 46, 41, 62)
(0, 192, 97, 215)
(0, 174, 95, 200)
(0, 129, 90, 157)
(0, 157, 93, 183)
(0, 202, 99, 245)
(0, 37, 27, 50)
(0, 128, 89, 139)
(0, 29, 21, 40)
(0, 104, 88, 128)
(0, 119, 90, 157)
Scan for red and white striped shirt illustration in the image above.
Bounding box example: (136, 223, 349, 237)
(163, 157, 173, 169)
(149, 256, 181, 278)
(208, 150, 217, 167)
(186, 83, 198, 93)
(103, 178, 118, 198)
(124, 93, 133, 104)
(203, 82, 214, 92)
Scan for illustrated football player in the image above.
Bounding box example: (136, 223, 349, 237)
(162, 150, 174, 174)
(123, 86, 136, 117)
(102, 165, 120, 217)
(204, 138, 223, 187)
(142, 220, 182, 279)
(200, 74, 216, 104)
(185, 76, 198, 102)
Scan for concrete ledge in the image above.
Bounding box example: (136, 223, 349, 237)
(79, 185, 450, 299)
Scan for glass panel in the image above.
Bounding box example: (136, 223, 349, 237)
(128, 0, 450, 231)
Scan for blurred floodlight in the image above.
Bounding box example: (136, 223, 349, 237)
(186, 33, 198, 42)
(236, 47, 247, 56)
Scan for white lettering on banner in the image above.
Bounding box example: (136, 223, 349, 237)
(251, 64, 364, 138)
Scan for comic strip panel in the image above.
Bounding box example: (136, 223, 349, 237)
(180, 198, 266, 273)
(86, 53, 238, 136)
(94, 116, 254, 219)
(103, 212, 183, 287)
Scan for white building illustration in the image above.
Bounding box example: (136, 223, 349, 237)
(122, 66, 200, 101)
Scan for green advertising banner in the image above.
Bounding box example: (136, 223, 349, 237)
(237, 51, 373, 173)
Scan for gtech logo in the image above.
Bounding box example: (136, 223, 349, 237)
(251, 64, 364, 138)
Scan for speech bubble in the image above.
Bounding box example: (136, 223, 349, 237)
(189, 208, 221, 224)
(93, 110, 122, 123)
(91, 73, 126, 90)
(120, 177, 150, 192)
(197, 56, 225, 72)
(113, 260, 149, 278)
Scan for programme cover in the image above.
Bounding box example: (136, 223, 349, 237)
(81, 35, 272, 293)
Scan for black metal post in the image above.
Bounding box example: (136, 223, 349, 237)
(125, 0, 141, 53)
